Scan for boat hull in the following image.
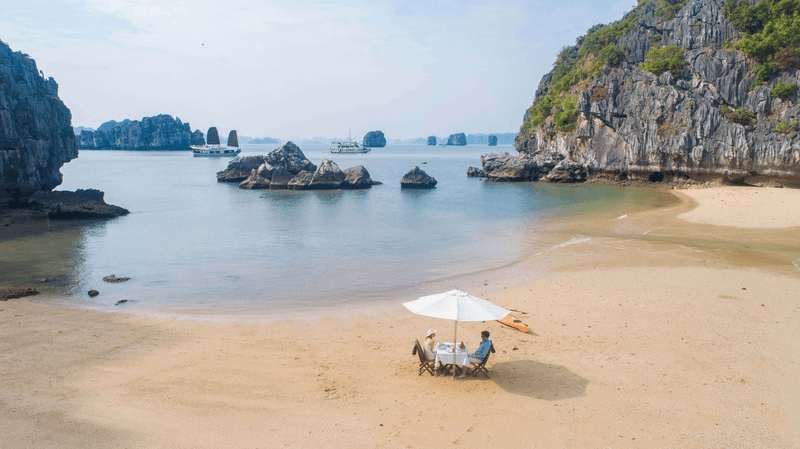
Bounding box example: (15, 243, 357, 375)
(330, 148, 371, 154)
(191, 145, 241, 157)
(192, 150, 241, 157)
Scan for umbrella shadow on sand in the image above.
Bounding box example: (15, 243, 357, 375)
(489, 360, 589, 401)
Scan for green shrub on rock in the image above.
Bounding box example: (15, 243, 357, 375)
(724, 0, 800, 81)
(731, 108, 756, 126)
(640, 46, 687, 78)
(775, 120, 797, 133)
(770, 80, 797, 99)
(756, 62, 774, 83)
(553, 95, 581, 132)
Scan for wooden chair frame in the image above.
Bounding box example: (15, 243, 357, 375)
(469, 343, 495, 378)
(413, 339, 436, 376)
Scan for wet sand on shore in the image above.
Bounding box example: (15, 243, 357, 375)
(2, 186, 798, 448)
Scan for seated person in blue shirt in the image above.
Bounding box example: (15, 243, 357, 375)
(458, 331, 491, 378)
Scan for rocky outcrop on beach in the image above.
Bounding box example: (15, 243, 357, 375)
(427, 136, 437, 146)
(0, 40, 79, 197)
(400, 166, 437, 189)
(503, 0, 800, 187)
(478, 152, 587, 183)
(10, 189, 130, 219)
(222, 142, 379, 190)
(363, 131, 387, 148)
(78, 115, 204, 151)
(488, 135, 498, 146)
(447, 133, 467, 146)
(0, 287, 39, 301)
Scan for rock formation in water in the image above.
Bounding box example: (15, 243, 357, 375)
(0, 40, 128, 218)
(427, 136, 437, 146)
(483, 0, 800, 187)
(0, 40, 78, 197)
(217, 155, 266, 183)
(400, 166, 437, 188)
(467, 167, 487, 178)
(342, 166, 380, 189)
(264, 141, 318, 174)
(217, 142, 317, 183)
(218, 141, 379, 190)
(78, 115, 204, 151)
(488, 135, 498, 146)
(15, 189, 129, 218)
(363, 131, 387, 147)
(447, 133, 467, 146)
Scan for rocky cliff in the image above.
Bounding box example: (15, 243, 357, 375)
(79, 115, 204, 150)
(495, 0, 800, 187)
(363, 130, 387, 147)
(0, 40, 79, 196)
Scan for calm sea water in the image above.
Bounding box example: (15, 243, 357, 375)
(1, 144, 673, 314)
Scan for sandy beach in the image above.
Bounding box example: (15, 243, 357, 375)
(2, 186, 799, 448)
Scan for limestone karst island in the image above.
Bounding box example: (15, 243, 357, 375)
(2, 1, 800, 448)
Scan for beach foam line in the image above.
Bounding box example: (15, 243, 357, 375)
(793, 258, 800, 272)
(551, 237, 591, 250)
(616, 214, 628, 219)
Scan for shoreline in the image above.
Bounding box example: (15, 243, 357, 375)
(2, 186, 799, 448)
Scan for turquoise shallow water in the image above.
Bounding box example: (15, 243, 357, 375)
(1, 144, 673, 313)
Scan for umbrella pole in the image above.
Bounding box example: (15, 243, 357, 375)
(453, 320, 458, 379)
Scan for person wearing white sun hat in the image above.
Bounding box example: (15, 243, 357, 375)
(422, 328, 437, 360)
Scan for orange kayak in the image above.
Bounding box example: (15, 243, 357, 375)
(498, 313, 530, 333)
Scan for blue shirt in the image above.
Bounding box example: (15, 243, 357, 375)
(471, 339, 491, 360)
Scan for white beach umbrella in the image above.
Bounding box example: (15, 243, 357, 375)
(403, 289, 510, 378)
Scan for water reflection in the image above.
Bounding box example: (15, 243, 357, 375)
(0, 218, 103, 295)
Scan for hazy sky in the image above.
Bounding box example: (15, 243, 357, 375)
(4, 0, 637, 140)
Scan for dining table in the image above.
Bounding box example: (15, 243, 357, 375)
(434, 342, 470, 372)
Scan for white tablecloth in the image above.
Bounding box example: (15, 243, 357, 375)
(434, 342, 470, 368)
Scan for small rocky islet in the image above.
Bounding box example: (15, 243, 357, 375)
(217, 141, 381, 190)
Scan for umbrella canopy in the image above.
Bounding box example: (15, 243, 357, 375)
(403, 289, 510, 378)
(403, 289, 511, 322)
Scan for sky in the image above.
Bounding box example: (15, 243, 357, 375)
(3, 0, 638, 141)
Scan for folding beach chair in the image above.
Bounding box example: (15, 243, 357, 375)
(469, 343, 495, 378)
(413, 339, 436, 376)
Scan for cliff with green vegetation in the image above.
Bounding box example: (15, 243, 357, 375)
(484, 0, 800, 186)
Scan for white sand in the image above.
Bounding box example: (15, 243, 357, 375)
(678, 186, 800, 228)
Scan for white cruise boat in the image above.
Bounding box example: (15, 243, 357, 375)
(330, 130, 370, 154)
(192, 128, 242, 157)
